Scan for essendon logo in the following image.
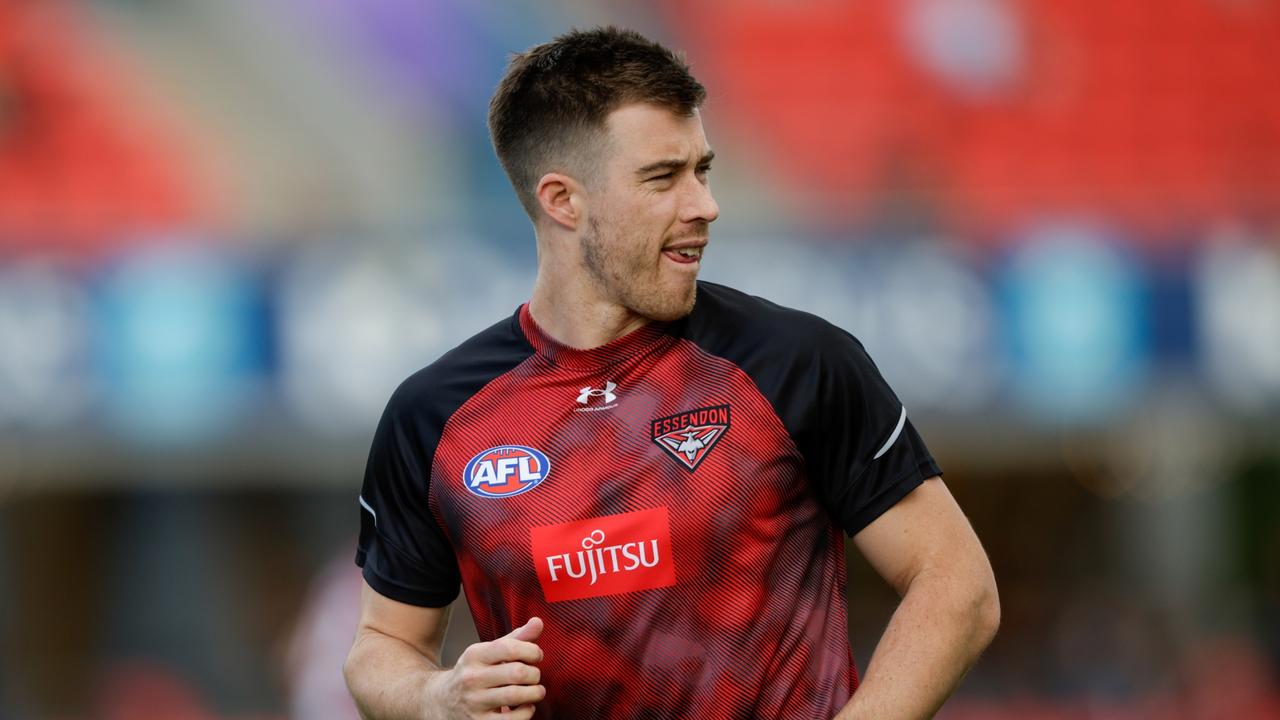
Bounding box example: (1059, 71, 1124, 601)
(530, 507, 677, 602)
(650, 404, 730, 472)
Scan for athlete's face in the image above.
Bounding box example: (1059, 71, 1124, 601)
(579, 103, 719, 322)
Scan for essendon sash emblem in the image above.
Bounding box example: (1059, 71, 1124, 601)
(650, 404, 730, 472)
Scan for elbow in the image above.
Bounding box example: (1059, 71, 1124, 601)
(343, 636, 379, 720)
(973, 574, 1001, 650)
(343, 645, 358, 691)
(343, 632, 368, 700)
(342, 644, 359, 697)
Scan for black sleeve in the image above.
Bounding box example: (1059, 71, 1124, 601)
(356, 381, 462, 608)
(677, 283, 942, 537)
(355, 310, 535, 607)
(799, 324, 942, 535)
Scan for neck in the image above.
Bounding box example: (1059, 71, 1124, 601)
(528, 250, 648, 351)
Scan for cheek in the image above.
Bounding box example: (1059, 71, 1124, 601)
(620, 197, 678, 236)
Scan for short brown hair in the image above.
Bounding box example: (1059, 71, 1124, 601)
(488, 27, 707, 219)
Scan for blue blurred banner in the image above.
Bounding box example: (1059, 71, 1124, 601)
(90, 245, 268, 443)
(4, 232, 1276, 437)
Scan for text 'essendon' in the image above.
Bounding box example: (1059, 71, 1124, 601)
(650, 404, 730, 437)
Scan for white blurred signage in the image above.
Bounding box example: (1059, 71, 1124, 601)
(1196, 237, 1280, 412)
(0, 261, 93, 428)
(277, 241, 531, 434)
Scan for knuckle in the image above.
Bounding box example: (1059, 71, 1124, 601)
(508, 685, 541, 704)
(458, 666, 482, 689)
(508, 664, 537, 684)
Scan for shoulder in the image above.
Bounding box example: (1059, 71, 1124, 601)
(679, 281, 865, 366)
(383, 309, 535, 427)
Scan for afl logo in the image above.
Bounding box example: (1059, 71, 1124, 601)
(462, 445, 551, 499)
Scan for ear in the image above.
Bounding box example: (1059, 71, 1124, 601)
(535, 172, 583, 230)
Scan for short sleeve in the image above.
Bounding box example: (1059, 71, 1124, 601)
(800, 326, 943, 536)
(355, 384, 462, 607)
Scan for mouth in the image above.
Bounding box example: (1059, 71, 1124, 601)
(661, 242, 706, 266)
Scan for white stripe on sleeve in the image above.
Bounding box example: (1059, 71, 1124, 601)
(872, 406, 908, 460)
(358, 495, 377, 526)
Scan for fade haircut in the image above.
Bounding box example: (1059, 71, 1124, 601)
(488, 27, 707, 219)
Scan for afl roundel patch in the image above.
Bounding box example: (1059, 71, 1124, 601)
(462, 445, 551, 498)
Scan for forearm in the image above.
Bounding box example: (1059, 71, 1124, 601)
(344, 628, 445, 720)
(835, 569, 999, 720)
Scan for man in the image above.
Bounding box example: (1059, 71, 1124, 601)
(344, 27, 999, 720)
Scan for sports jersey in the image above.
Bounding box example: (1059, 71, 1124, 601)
(355, 281, 942, 719)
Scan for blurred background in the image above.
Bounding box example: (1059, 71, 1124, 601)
(1, 0, 1278, 717)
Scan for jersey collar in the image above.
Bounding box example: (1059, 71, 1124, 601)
(517, 303, 669, 370)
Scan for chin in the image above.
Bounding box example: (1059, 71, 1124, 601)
(639, 284, 697, 322)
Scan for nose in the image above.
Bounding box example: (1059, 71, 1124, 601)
(681, 176, 720, 225)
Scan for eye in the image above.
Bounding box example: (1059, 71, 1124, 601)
(649, 172, 674, 182)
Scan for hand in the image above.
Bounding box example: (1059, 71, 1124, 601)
(428, 616, 546, 719)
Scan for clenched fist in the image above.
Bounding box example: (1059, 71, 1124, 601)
(428, 617, 546, 719)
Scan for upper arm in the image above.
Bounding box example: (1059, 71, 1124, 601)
(356, 579, 453, 665)
(789, 321, 942, 535)
(851, 477, 995, 598)
(357, 381, 462, 608)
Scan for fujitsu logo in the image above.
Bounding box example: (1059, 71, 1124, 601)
(545, 529, 662, 586)
(530, 507, 677, 602)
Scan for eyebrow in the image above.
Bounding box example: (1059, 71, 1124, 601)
(636, 150, 716, 176)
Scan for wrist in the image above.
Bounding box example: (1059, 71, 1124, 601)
(416, 665, 453, 719)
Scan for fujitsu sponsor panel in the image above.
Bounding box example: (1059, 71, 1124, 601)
(530, 507, 677, 602)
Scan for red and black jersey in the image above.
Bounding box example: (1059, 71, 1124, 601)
(356, 281, 941, 719)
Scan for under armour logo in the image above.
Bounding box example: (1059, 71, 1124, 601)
(577, 381, 617, 405)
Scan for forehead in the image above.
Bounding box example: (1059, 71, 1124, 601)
(602, 103, 709, 166)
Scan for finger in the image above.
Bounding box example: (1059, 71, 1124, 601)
(469, 637, 543, 665)
(486, 707, 534, 720)
(489, 706, 535, 720)
(503, 616, 544, 643)
(466, 661, 540, 690)
(475, 683, 545, 710)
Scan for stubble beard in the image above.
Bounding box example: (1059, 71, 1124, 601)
(581, 216, 698, 323)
